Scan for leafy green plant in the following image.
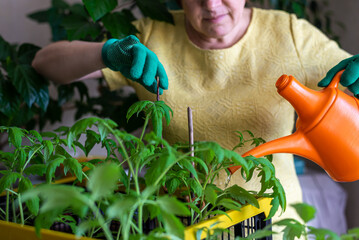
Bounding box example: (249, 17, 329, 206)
(0, 36, 51, 131)
(238, 203, 359, 240)
(0, 99, 286, 239)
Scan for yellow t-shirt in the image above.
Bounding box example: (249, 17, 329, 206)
(102, 8, 350, 227)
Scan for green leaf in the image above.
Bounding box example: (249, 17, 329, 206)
(166, 177, 180, 194)
(24, 164, 47, 176)
(118, 163, 129, 190)
(181, 158, 198, 179)
(67, 117, 99, 147)
(98, 118, 117, 141)
(239, 229, 275, 240)
(15, 148, 27, 170)
(46, 155, 65, 183)
(225, 185, 259, 208)
(87, 162, 120, 201)
(8, 127, 25, 148)
(157, 196, 190, 216)
(17, 43, 41, 64)
(27, 9, 49, 23)
(0, 81, 21, 118)
(204, 186, 218, 206)
(82, 0, 117, 22)
(0, 35, 12, 61)
(160, 211, 185, 239)
(29, 130, 43, 143)
(84, 130, 100, 156)
(267, 196, 279, 220)
(107, 195, 138, 219)
(145, 152, 177, 186)
(102, 10, 139, 39)
(151, 107, 162, 138)
(63, 157, 83, 182)
(126, 100, 152, 121)
(77, 220, 101, 238)
(18, 177, 39, 215)
(217, 198, 242, 211)
(53, 0, 70, 9)
(273, 179, 286, 212)
(192, 157, 208, 175)
(61, 15, 101, 40)
(291, 203, 316, 223)
(34, 81, 50, 111)
(0, 171, 22, 193)
(347, 228, 359, 237)
(69, 3, 88, 19)
(188, 178, 202, 197)
(13, 65, 42, 108)
(43, 140, 54, 162)
(136, 0, 174, 24)
(225, 149, 249, 175)
(22, 184, 89, 217)
(34, 209, 63, 236)
(308, 227, 340, 240)
(275, 218, 306, 240)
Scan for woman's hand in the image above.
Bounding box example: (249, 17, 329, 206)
(318, 55, 359, 98)
(102, 35, 168, 94)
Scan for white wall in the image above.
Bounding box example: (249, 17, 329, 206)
(1, 0, 359, 230)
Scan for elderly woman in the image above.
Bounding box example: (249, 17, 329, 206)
(32, 0, 357, 236)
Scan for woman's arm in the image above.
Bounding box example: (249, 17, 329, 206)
(32, 40, 105, 84)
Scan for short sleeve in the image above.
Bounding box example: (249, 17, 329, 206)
(101, 68, 129, 91)
(290, 14, 351, 90)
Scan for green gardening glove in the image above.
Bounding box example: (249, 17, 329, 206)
(318, 55, 359, 98)
(102, 35, 168, 94)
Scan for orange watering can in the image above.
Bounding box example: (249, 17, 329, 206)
(228, 70, 359, 182)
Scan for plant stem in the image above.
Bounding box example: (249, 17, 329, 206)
(17, 194, 24, 225)
(89, 203, 113, 240)
(12, 196, 16, 223)
(21, 145, 43, 174)
(138, 203, 143, 234)
(152, 153, 190, 187)
(139, 114, 150, 143)
(0, 206, 6, 217)
(5, 191, 9, 222)
(116, 225, 122, 240)
(89, 201, 102, 238)
(104, 121, 139, 194)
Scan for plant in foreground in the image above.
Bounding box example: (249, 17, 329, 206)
(1, 99, 286, 239)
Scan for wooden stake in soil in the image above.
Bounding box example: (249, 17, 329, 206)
(157, 76, 163, 148)
(156, 76, 160, 102)
(188, 107, 196, 202)
(187, 107, 194, 158)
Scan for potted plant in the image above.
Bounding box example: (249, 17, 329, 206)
(0, 98, 286, 239)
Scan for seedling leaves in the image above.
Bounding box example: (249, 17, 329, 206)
(87, 162, 120, 201)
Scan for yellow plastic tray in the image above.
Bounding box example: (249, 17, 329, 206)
(0, 220, 95, 240)
(184, 197, 272, 240)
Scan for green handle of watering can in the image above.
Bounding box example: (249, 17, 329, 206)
(318, 55, 359, 98)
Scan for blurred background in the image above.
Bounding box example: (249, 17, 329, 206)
(1, 0, 359, 234)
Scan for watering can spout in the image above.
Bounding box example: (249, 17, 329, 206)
(276, 75, 336, 127)
(228, 132, 322, 175)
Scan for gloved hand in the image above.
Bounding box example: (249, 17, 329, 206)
(102, 35, 168, 94)
(318, 55, 359, 98)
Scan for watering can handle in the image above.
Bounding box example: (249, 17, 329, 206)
(327, 70, 344, 89)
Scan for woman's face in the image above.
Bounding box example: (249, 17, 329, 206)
(182, 0, 246, 39)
